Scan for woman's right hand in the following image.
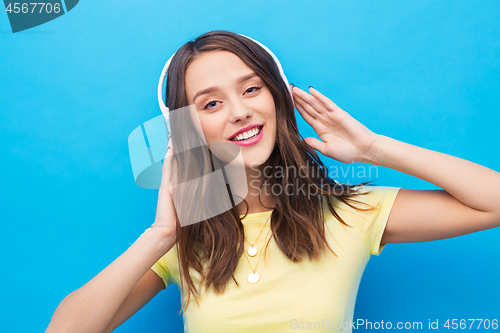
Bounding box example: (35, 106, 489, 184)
(151, 138, 178, 239)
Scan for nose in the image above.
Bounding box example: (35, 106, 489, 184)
(227, 97, 252, 123)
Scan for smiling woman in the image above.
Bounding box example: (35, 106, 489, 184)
(46, 30, 500, 333)
(156, 32, 382, 324)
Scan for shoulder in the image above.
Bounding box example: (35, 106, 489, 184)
(151, 242, 181, 287)
(322, 185, 402, 255)
(324, 185, 401, 218)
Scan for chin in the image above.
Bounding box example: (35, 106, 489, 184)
(241, 149, 273, 170)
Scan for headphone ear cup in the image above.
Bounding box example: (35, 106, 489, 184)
(159, 106, 171, 135)
(160, 105, 169, 117)
(164, 111, 171, 135)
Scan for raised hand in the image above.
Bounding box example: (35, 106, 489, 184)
(150, 137, 178, 238)
(291, 85, 380, 164)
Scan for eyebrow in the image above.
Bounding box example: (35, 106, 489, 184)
(192, 72, 259, 103)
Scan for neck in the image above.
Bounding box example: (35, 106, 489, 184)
(234, 165, 275, 216)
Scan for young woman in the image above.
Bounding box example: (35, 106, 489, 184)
(46, 30, 500, 333)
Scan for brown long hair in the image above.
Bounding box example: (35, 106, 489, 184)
(164, 30, 376, 314)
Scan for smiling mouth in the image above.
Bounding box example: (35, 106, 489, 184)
(229, 126, 263, 142)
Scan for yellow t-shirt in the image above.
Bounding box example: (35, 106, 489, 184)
(151, 185, 401, 332)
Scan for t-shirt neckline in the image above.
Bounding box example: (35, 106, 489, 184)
(239, 209, 273, 219)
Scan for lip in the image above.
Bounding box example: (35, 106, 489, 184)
(229, 125, 264, 147)
(228, 123, 263, 140)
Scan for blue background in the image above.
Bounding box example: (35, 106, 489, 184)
(1, 0, 499, 332)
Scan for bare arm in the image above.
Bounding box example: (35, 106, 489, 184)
(46, 227, 175, 333)
(46, 138, 178, 332)
(369, 135, 500, 243)
(291, 85, 500, 243)
(102, 268, 166, 333)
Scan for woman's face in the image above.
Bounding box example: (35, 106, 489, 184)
(184, 50, 277, 169)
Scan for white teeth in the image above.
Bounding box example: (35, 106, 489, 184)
(232, 126, 261, 141)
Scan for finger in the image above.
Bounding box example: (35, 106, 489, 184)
(294, 93, 328, 122)
(161, 138, 175, 190)
(309, 86, 341, 112)
(166, 137, 174, 157)
(293, 86, 330, 115)
(160, 160, 173, 191)
(163, 138, 174, 169)
(303, 137, 328, 156)
(293, 94, 321, 121)
(294, 96, 318, 124)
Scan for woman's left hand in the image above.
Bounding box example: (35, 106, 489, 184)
(291, 85, 380, 164)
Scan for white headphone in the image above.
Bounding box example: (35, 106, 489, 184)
(157, 33, 293, 128)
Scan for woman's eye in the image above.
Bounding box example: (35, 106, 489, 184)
(246, 86, 262, 94)
(202, 87, 261, 110)
(203, 100, 219, 110)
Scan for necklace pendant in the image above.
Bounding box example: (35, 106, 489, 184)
(247, 272, 260, 284)
(248, 246, 258, 257)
